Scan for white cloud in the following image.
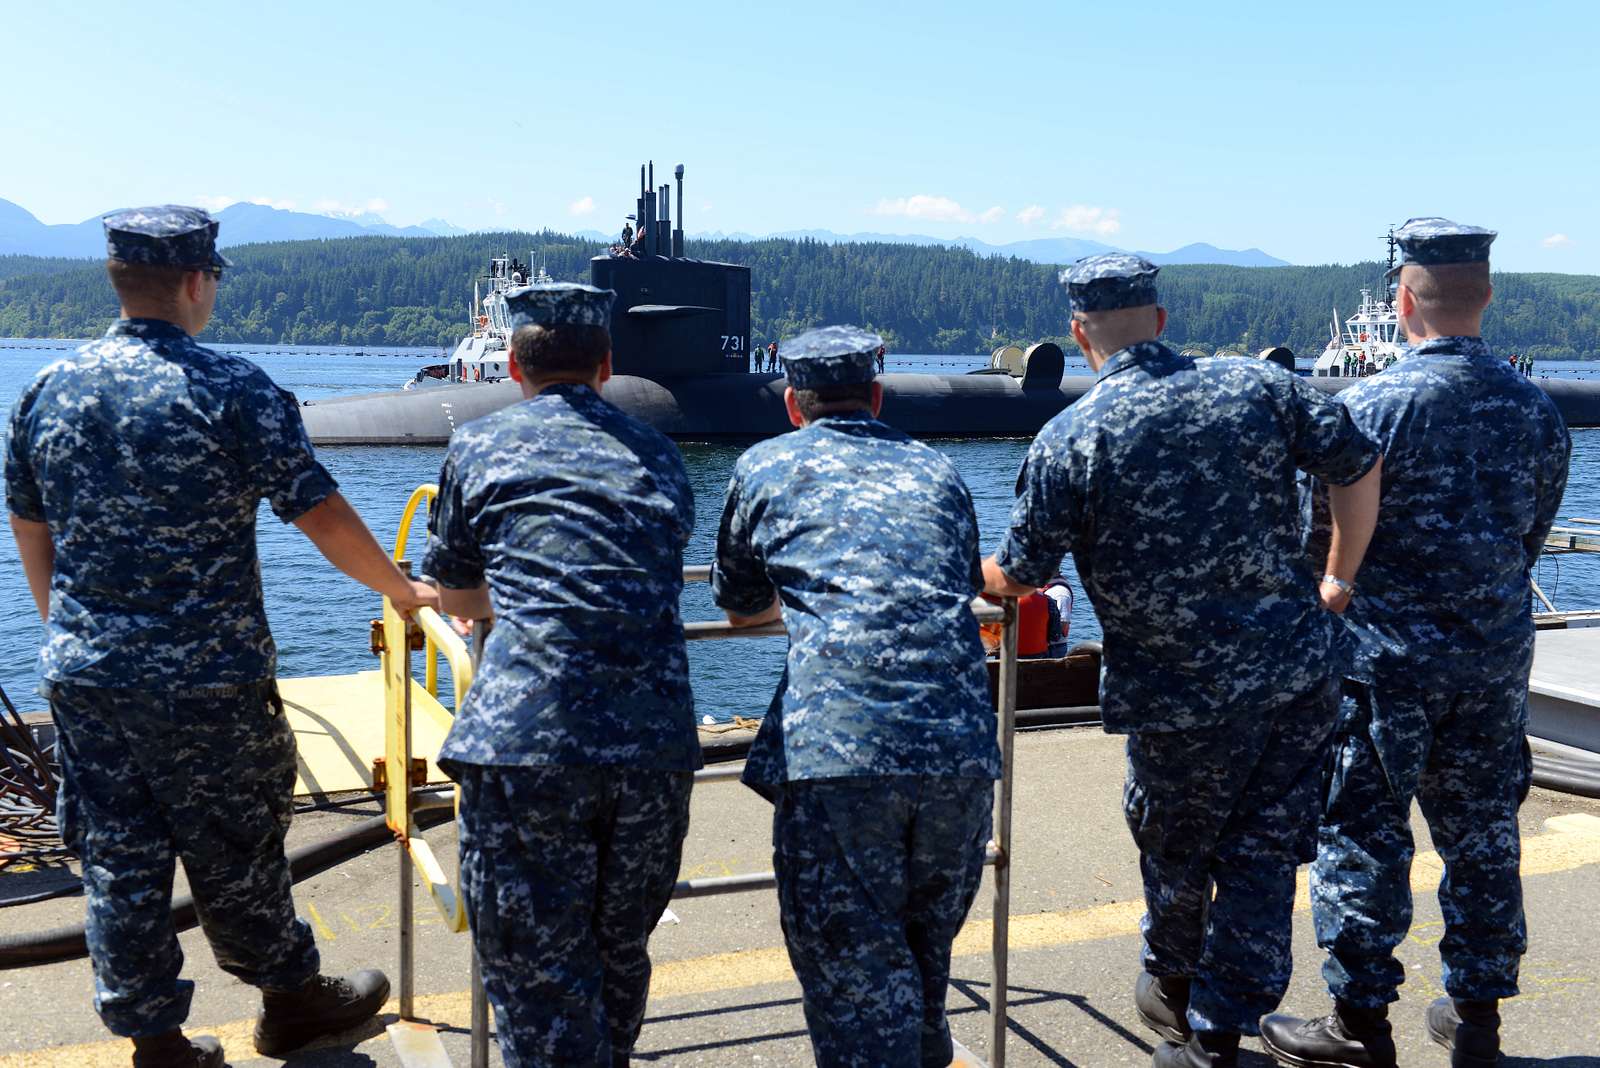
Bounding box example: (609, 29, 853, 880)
(1543, 233, 1573, 248)
(978, 205, 1005, 224)
(194, 195, 238, 213)
(248, 196, 298, 211)
(1016, 204, 1045, 226)
(873, 194, 976, 224)
(568, 195, 596, 217)
(365, 197, 390, 214)
(1051, 205, 1121, 236)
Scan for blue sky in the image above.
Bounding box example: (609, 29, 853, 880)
(3, 0, 1595, 270)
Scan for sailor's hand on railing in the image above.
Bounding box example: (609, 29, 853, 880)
(450, 615, 474, 638)
(392, 580, 442, 619)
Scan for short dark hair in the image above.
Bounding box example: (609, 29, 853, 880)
(1402, 262, 1491, 316)
(106, 261, 189, 306)
(793, 382, 873, 421)
(510, 323, 610, 380)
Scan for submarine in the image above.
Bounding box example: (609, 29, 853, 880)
(298, 163, 1600, 444)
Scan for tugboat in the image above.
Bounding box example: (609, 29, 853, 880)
(1311, 229, 1405, 378)
(402, 256, 552, 390)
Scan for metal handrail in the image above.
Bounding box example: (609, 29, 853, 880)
(382, 483, 1019, 1068)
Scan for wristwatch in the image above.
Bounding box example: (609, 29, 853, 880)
(1321, 574, 1355, 597)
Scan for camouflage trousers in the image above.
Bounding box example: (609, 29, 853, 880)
(453, 764, 693, 1068)
(47, 681, 319, 1038)
(1123, 681, 1338, 1035)
(772, 776, 993, 1068)
(1311, 681, 1532, 1007)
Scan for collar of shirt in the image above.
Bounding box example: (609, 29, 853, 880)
(533, 381, 600, 403)
(1400, 335, 1493, 360)
(105, 318, 191, 343)
(808, 409, 885, 434)
(1096, 339, 1182, 381)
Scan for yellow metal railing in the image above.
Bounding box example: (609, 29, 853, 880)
(384, 483, 471, 938)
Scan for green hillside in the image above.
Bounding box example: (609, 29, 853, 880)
(1, 234, 1597, 358)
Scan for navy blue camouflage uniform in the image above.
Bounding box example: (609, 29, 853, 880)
(424, 283, 700, 1068)
(1304, 223, 1570, 1009)
(994, 256, 1381, 1036)
(712, 326, 1001, 1068)
(3, 207, 329, 1038)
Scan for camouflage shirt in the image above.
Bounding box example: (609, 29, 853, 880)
(995, 341, 1380, 733)
(423, 383, 701, 771)
(4, 319, 337, 690)
(712, 412, 1001, 785)
(1332, 336, 1570, 688)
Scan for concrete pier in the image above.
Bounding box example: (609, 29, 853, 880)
(3, 727, 1598, 1066)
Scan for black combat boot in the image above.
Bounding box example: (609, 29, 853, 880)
(1153, 1030, 1240, 1068)
(130, 1030, 225, 1067)
(1258, 1002, 1397, 1068)
(1136, 972, 1194, 1043)
(1426, 997, 1502, 1067)
(253, 968, 390, 1056)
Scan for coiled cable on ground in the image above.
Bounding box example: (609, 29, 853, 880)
(0, 799, 454, 969)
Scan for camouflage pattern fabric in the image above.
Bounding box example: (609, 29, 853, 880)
(1312, 682, 1532, 1006)
(424, 383, 700, 772)
(1303, 334, 1566, 1009)
(710, 410, 1001, 787)
(48, 681, 319, 1037)
(1386, 217, 1496, 275)
(1125, 681, 1338, 1034)
(454, 764, 692, 1068)
(4, 318, 338, 689)
(1059, 252, 1160, 312)
(503, 283, 615, 329)
(993, 341, 1380, 733)
(772, 776, 992, 1068)
(779, 325, 880, 388)
(1321, 336, 1570, 690)
(101, 205, 231, 269)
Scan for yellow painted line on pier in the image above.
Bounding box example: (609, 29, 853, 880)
(5, 814, 1598, 1068)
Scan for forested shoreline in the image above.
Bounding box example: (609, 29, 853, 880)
(2, 233, 1596, 357)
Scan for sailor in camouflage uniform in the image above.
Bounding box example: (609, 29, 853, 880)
(4, 207, 430, 1067)
(711, 326, 1001, 1068)
(424, 283, 701, 1068)
(984, 255, 1384, 1068)
(1261, 221, 1571, 1068)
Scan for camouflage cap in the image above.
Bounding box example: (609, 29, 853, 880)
(103, 205, 232, 270)
(781, 325, 881, 389)
(1387, 217, 1496, 277)
(1059, 252, 1159, 313)
(503, 283, 616, 329)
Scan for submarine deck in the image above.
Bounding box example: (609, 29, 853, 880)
(3, 727, 1599, 1067)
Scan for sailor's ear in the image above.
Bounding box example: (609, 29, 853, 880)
(1154, 305, 1168, 337)
(507, 355, 524, 383)
(869, 381, 884, 417)
(784, 387, 805, 428)
(596, 351, 613, 387)
(1069, 318, 1091, 356)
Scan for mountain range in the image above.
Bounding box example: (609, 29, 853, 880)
(0, 199, 466, 258)
(0, 197, 1289, 267)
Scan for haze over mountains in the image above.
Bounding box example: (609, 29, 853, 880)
(0, 196, 1291, 268)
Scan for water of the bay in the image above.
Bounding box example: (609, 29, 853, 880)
(1, 339, 1596, 719)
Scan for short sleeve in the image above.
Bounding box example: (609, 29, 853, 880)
(4, 390, 44, 522)
(710, 465, 776, 616)
(422, 450, 486, 590)
(1287, 376, 1381, 487)
(992, 436, 1078, 588)
(237, 379, 338, 522)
